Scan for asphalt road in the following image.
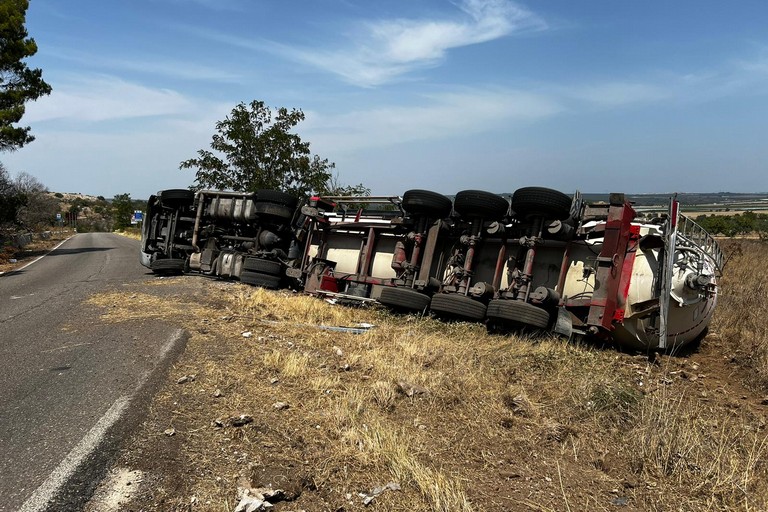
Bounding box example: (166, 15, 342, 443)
(0, 233, 186, 512)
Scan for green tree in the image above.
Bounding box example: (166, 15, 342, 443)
(0, 0, 52, 152)
(180, 100, 334, 197)
(111, 193, 133, 230)
(324, 172, 371, 197)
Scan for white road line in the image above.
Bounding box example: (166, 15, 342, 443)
(0, 236, 74, 276)
(18, 396, 131, 512)
(18, 328, 185, 512)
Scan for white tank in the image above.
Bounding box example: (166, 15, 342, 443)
(560, 221, 720, 350)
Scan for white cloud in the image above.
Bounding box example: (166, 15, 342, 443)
(302, 87, 561, 153)
(298, 0, 544, 86)
(23, 75, 195, 123)
(205, 0, 546, 87)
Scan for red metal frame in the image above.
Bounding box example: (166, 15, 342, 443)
(584, 199, 638, 337)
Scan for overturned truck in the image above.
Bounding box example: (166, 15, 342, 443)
(141, 187, 723, 351)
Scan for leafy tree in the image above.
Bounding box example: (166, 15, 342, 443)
(180, 100, 334, 197)
(324, 172, 371, 197)
(111, 193, 134, 230)
(0, 0, 52, 152)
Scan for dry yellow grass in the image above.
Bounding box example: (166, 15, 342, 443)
(86, 258, 768, 511)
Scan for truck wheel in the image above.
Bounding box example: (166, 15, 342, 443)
(253, 202, 294, 221)
(453, 190, 509, 220)
(150, 258, 185, 275)
(511, 187, 572, 220)
(379, 287, 431, 312)
(240, 271, 282, 289)
(159, 189, 195, 207)
(486, 299, 550, 329)
(242, 257, 282, 276)
(255, 189, 299, 209)
(402, 189, 452, 218)
(429, 294, 486, 321)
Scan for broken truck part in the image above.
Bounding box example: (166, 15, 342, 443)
(140, 187, 722, 351)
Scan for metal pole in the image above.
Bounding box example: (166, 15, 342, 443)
(659, 195, 679, 350)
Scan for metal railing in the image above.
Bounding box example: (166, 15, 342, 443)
(676, 214, 725, 275)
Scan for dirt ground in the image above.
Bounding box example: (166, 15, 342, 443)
(80, 241, 768, 512)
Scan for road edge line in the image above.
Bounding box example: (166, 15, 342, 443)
(18, 328, 186, 512)
(18, 396, 132, 512)
(0, 236, 75, 276)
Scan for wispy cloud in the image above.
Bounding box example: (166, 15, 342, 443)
(40, 47, 243, 84)
(285, 0, 545, 86)
(24, 75, 195, 123)
(303, 87, 561, 152)
(187, 0, 546, 87)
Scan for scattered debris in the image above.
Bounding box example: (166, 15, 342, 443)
(272, 401, 289, 411)
(213, 415, 254, 428)
(234, 483, 287, 512)
(333, 345, 344, 357)
(177, 375, 196, 384)
(214, 389, 224, 398)
(242, 331, 253, 338)
(270, 377, 279, 385)
(397, 380, 428, 397)
(359, 481, 401, 506)
(259, 319, 375, 335)
(163, 428, 176, 437)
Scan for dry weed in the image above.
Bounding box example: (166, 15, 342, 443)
(715, 240, 768, 389)
(629, 385, 768, 510)
(90, 263, 768, 511)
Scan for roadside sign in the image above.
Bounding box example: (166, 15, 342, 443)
(56, 213, 62, 220)
(134, 211, 144, 221)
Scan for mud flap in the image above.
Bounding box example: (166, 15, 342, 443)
(552, 307, 573, 337)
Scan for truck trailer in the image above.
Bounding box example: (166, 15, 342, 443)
(140, 187, 722, 351)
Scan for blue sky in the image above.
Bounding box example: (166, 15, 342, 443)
(4, 0, 768, 198)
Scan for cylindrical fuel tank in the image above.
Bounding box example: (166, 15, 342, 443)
(207, 196, 258, 222)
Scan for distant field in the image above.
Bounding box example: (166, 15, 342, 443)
(612, 192, 768, 217)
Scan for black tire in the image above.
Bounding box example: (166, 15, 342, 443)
(486, 299, 550, 329)
(511, 187, 572, 220)
(253, 202, 294, 221)
(453, 190, 509, 220)
(242, 257, 282, 276)
(379, 287, 431, 312)
(255, 189, 299, 209)
(159, 189, 195, 207)
(429, 294, 487, 321)
(150, 258, 185, 275)
(402, 189, 452, 219)
(240, 271, 282, 289)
